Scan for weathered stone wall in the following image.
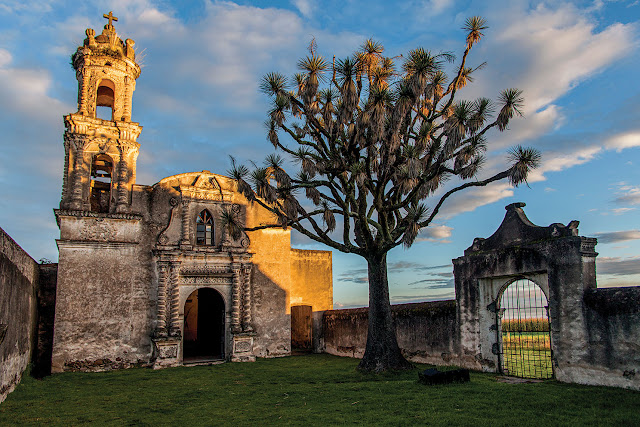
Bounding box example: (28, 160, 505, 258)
(52, 214, 155, 372)
(323, 301, 458, 364)
(580, 287, 640, 389)
(454, 202, 639, 390)
(0, 227, 39, 403)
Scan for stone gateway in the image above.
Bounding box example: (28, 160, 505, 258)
(51, 13, 332, 372)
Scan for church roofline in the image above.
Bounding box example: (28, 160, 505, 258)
(153, 171, 236, 189)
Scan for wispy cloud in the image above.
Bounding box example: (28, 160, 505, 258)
(595, 230, 640, 244)
(390, 292, 455, 304)
(291, 0, 314, 18)
(417, 224, 453, 242)
(613, 184, 640, 205)
(597, 256, 640, 276)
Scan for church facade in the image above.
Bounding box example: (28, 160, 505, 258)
(51, 14, 332, 372)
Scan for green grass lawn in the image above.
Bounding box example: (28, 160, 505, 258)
(1, 354, 638, 426)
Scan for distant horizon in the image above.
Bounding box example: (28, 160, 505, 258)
(0, 0, 638, 308)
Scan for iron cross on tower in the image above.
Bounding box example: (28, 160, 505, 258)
(103, 11, 118, 27)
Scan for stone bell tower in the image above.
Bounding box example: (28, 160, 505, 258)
(60, 11, 142, 214)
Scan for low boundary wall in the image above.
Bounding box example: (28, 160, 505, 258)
(0, 227, 39, 403)
(323, 300, 459, 366)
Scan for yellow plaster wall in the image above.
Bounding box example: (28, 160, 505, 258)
(289, 249, 333, 311)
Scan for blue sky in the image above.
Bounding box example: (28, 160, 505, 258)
(0, 0, 639, 308)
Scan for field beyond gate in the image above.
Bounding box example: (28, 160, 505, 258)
(1, 354, 638, 426)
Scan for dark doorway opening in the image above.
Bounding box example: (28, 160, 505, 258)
(497, 278, 553, 379)
(90, 154, 113, 213)
(183, 288, 225, 362)
(291, 305, 312, 353)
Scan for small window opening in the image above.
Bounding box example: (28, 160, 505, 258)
(95, 79, 115, 121)
(196, 210, 214, 245)
(90, 154, 113, 213)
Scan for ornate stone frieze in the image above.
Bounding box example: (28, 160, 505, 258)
(179, 175, 236, 202)
(180, 265, 231, 276)
(78, 217, 117, 241)
(178, 276, 233, 285)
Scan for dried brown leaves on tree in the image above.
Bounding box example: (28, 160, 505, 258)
(224, 16, 540, 371)
(228, 16, 540, 256)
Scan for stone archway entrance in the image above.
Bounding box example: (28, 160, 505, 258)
(183, 288, 225, 362)
(497, 278, 553, 379)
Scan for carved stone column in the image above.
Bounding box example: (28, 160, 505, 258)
(242, 264, 253, 332)
(61, 139, 71, 206)
(78, 67, 89, 115)
(168, 262, 181, 336)
(152, 257, 181, 369)
(123, 76, 133, 121)
(115, 148, 129, 213)
(155, 262, 168, 336)
(69, 137, 86, 211)
(231, 265, 242, 333)
(180, 198, 191, 248)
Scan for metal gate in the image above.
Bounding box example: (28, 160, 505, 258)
(496, 278, 553, 379)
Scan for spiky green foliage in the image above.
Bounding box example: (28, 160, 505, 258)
(231, 17, 540, 372)
(239, 15, 538, 256)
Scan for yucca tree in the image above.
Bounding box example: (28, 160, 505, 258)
(226, 17, 540, 372)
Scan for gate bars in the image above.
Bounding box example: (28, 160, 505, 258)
(497, 279, 554, 379)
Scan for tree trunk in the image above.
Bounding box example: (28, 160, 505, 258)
(357, 252, 413, 372)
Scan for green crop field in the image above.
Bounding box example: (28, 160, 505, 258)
(501, 330, 553, 379)
(1, 354, 638, 426)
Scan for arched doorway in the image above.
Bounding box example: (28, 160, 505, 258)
(497, 278, 553, 379)
(183, 288, 225, 362)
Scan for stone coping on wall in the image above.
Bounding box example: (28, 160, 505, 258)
(584, 287, 640, 314)
(54, 209, 143, 226)
(323, 300, 457, 320)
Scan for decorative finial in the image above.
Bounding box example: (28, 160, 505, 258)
(103, 11, 118, 30)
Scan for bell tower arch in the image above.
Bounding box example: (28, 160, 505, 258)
(60, 11, 142, 213)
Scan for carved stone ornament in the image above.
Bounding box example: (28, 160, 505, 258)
(79, 218, 117, 241)
(179, 174, 234, 202)
(179, 276, 232, 285)
(158, 344, 178, 359)
(157, 197, 180, 246)
(235, 340, 252, 353)
(180, 265, 231, 276)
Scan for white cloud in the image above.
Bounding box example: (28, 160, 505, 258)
(424, 0, 454, 15)
(417, 224, 453, 242)
(433, 3, 639, 219)
(612, 207, 636, 214)
(292, 0, 314, 18)
(0, 49, 11, 67)
(491, 5, 635, 112)
(0, 0, 53, 13)
(0, 50, 70, 124)
(438, 182, 514, 219)
(605, 131, 640, 152)
(597, 256, 640, 276)
(613, 184, 640, 205)
(594, 230, 640, 243)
